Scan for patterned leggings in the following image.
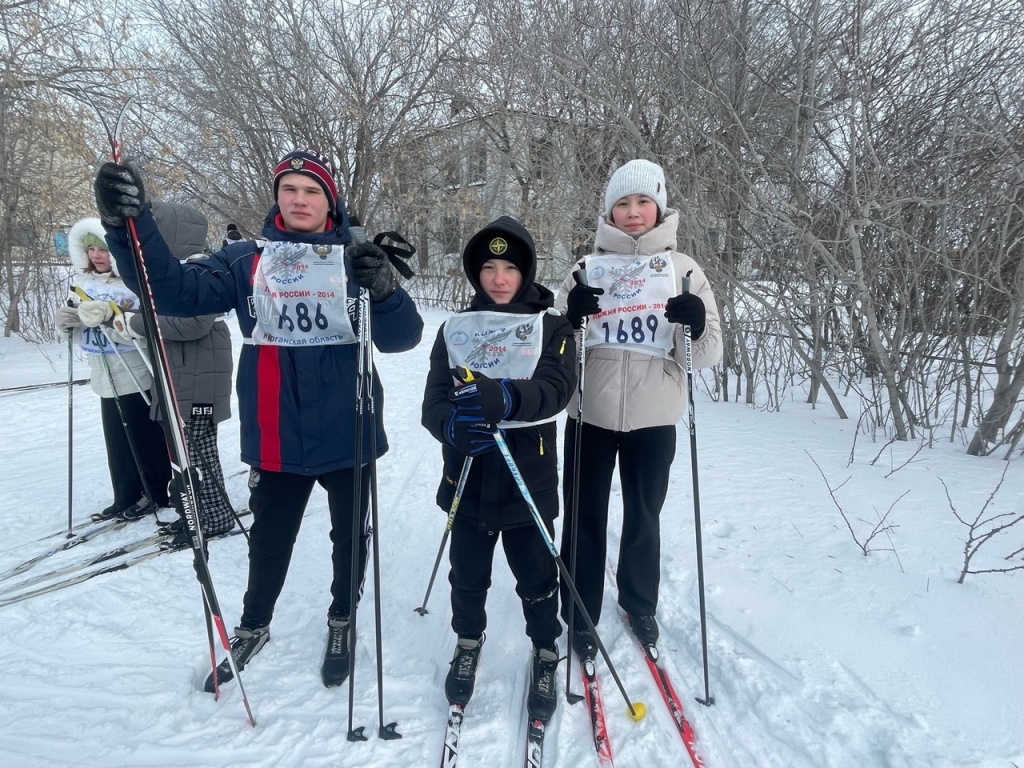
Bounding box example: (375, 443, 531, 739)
(185, 416, 235, 534)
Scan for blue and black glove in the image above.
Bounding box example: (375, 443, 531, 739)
(449, 371, 518, 422)
(444, 408, 499, 456)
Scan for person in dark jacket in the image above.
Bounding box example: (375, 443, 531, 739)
(421, 216, 576, 723)
(93, 148, 423, 691)
(106, 201, 236, 542)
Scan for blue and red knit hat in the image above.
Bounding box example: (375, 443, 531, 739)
(272, 148, 339, 216)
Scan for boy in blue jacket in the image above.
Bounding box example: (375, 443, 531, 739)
(94, 149, 423, 690)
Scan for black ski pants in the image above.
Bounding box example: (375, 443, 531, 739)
(240, 466, 369, 630)
(449, 515, 561, 649)
(559, 419, 675, 627)
(100, 392, 171, 508)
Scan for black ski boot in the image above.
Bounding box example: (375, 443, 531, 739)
(203, 624, 269, 693)
(121, 497, 158, 522)
(91, 502, 127, 522)
(444, 635, 484, 707)
(571, 628, 598, 658)
(527, 645, 559, 722)
(321, 617, 351, 688)
(628, 614, 659, 647)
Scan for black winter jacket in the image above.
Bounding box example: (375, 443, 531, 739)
(422, 285, 576, 532)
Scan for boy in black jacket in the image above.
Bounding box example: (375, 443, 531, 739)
(421, 217, 575, 721)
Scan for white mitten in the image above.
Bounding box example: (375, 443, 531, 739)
(54, 305, 83, 331)
(108, 313, 147, 348)
(111, 311, 146, 342)
(78, 300, 114, 328)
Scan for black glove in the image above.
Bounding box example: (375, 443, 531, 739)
(444, 408, 499, 456)
(349, 241, 397, 301)
(94, 162, 146, 227)
(449, 372, 518, 422)
(565, 276, 604, 329)
(664, 293, 706, 338)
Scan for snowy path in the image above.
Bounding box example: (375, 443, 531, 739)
(1, 310, 1021, 767)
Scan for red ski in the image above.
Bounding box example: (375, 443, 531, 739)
(580, 656, 614, 766)
(638, 643, 704, 767)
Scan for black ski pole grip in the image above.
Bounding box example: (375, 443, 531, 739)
(682, 269, 693, 294)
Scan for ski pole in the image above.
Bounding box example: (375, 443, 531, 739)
(490, 426, 646, 722)
(347, 266, 370, 743)
(364, 293, 400, 742)
(414, 456, 472, 615)
(564, 265, 589, 704)
(455, 368, 646, 723)
(682, 271, 713, 707)
(346, 218, 400, 742)
(86, 94, 255, 726)
(95, 341, 159, 509)
(66, 325, 75, 538)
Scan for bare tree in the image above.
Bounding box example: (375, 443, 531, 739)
(0, 1, 107, 338)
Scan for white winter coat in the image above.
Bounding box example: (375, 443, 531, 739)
(66, 218, 153, 399)
(554, 210, 723, 431)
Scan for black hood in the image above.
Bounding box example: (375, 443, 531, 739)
(462, 216, 537, 304)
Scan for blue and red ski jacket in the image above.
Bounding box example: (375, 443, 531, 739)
(106, 205, 423, 476)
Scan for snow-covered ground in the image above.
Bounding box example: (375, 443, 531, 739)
(0, 309, 1021, 768)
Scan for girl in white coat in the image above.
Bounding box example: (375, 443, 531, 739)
(555, 160, 723, 653)
(54, 218, 170, 521)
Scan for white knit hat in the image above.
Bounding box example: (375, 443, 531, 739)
(603, 159, 668, 217)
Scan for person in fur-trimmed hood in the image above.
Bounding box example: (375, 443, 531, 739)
(421, 215, 576, 724)
(110, 201, 236, 543)
(554, 159, 723, 655)
(54, 218, 171, 522)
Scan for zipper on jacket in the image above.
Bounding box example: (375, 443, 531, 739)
(619, 349, 630, 430)
(539, 434, 544, 456)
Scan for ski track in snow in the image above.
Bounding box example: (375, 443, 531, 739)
(1, 308, 1022, 768)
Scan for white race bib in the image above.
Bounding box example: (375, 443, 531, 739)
(445, 311, 546, 380)
(582, 254, 677, 358)
(77, 278, 138, 355)
(250, 240, 356, 346)
(444, 310, 552, 429)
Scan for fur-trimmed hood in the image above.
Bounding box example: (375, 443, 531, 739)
(67, 217, 119, 276)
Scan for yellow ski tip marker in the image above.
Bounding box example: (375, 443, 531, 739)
(627, 700, 647, 722)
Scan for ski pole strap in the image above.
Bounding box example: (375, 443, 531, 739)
(346, 212, 416, 279)
(372, 230, 416, 279)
